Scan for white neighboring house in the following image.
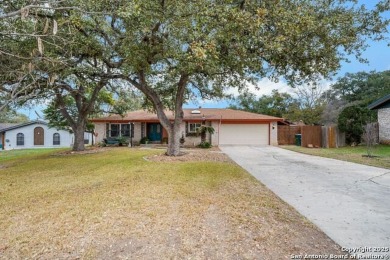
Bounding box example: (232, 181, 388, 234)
(0, 120, 93, 150)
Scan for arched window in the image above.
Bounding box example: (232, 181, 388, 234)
(53, 133, 60, 145)
(16, 133, 24, 146)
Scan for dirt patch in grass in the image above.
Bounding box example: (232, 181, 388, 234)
(145, 148, 233, 163)
(52, 146, 110, 156)
(0, 149, 347, 259)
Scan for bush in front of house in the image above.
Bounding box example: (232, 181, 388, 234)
(140, 137, 149, 144)
(198, 142, 212, 149)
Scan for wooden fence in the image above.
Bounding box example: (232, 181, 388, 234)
(301, 126, 322, 147)
(322, 125, 346, 148)
(277, 125, 301, 145)
(278, 125, 346, 148)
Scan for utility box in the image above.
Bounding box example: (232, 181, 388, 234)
(295, 134, 302, 146)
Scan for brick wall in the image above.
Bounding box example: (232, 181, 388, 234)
(378, 108, 390, 143)
(94, 123, 106, 143)
(133, 122, 142, 144)
(270, 122, 278, 145)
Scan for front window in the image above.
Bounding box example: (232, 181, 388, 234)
(121, 124, 130, 137)
(188, 123, 201, 133)
(53, 133, 60, 145)
(17, 133, 24, 146)
(110, 124, 120, 137)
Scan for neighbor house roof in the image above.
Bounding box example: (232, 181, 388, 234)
(91, 109, 283, 123)
(368, 93, 390, 110)
(0, 120, 47, 133)
(0, 123, 18, 131)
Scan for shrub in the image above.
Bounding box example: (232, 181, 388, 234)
(98, 141, 106, 147)
(117, 136, 128, 146)
(140, 137, 149, 144)
(198, 142, 212, 148)
(338, 105, 374, 145)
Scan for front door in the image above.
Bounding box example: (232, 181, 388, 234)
(34, 127, 44, 145)
(147, 123, 162, 142)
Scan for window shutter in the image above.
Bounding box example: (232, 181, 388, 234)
(141, 123, 145, 138)
(185, 122, 188, 136)
(106, 123, 109, 138)
(131, 123, 134, 138)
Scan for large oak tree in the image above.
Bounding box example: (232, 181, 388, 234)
(90, 0, 388, 155)
(2, 0, 389, 155)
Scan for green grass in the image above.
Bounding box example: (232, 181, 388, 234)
(0, 148, 67, 163)
(280, 144, 390, 169)
(0, 148, 343, 258)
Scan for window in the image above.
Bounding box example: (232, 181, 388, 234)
(110, 124, 130, 137)
(53, 133, 60, 145)
(188, 123, 201, 133)
(121, 124, 130, 137)
(110, 124, 119, 137)
(16, 133, 24, 146)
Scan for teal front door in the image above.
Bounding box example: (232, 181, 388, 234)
(147, 123, 162, 142)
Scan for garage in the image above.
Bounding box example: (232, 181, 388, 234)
(219, 123, 269, 145)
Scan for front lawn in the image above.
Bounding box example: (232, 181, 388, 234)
(0, 148, 343, 258)
(0, 148, 66, 163)
(280, 145, 390, 169)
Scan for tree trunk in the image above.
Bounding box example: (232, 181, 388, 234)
(166, 124, 181, 156)
(129, 72, 188, 156)
(201, 131, 206, 144)
(72, 126, 85, 151)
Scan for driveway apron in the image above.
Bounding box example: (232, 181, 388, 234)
(220, 146, 390, 251)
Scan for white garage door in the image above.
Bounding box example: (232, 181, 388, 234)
(219, 124, 269, 145)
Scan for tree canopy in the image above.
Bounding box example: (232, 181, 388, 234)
(230, 90, 296, 118)
(326, 70, 390, 144)
(1, 0, 389, 154)
(0, 107, 29, 123)
(230, 85, 327, 125)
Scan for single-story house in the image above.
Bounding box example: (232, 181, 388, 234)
(91, 108, 283, 146)
(0, 120, 92, 150)
(368, 93, 390, 144)
(0, 123, 18, 149)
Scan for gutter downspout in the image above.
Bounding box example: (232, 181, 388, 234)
(129, 122, 133, 147)
(218, 116, 222, 146)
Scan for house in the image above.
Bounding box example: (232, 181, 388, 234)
(368, 93, 390, 144)
(0, 120, 92, 150)
(91, 108, 282, 146)
(0, 123, 18, 149)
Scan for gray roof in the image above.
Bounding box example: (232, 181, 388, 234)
(0, 123, 18, 131)
(368, 93, 390, 110)
(0, 120, 48, 133)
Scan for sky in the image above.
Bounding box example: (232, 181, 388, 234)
(22, 0, 390, 119)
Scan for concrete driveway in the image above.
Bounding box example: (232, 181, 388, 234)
(220, 146, 390, 251)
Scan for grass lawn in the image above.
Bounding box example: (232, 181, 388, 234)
(280, 145, 390, 169)
(0, 148, 67, 163)
(0, 148, 343, 259)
